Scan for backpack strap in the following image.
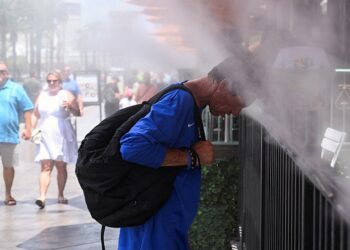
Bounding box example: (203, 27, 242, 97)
(147, 82, 206, 141)
(101, 225, 106, 250)
(194, 102, 206, 141)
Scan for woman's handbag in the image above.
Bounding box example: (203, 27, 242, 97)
(31, 129, 42, 144)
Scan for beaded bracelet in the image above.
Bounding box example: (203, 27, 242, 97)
(186, 147, 199, 170)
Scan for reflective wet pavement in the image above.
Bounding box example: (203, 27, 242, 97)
(0, 106, 119, 249)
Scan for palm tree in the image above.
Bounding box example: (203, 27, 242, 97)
(0, 0, 7, 62)
(7, 0, 29, 77)
(78, 21, 107, 70)
(24, 0, 67, 76)
(0, 0, 32, 76)
(0, 0, 67, 76)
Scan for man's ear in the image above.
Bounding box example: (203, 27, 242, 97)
(219, 79, 228, 89)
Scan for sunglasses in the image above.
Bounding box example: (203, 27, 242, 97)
(47, 79, 59, 84)
(0, 70, 7, 74)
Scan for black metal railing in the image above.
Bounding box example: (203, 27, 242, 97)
(202, 107, 239, 145)
(239, 115, 350, 250)
(202, 108, 240, 159)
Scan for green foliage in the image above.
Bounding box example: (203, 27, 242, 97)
(189, 158, 239, 250)
(0, 0, 67, 71)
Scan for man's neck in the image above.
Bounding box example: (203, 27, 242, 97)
(184, 77, 215, 108)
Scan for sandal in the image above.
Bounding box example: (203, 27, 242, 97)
(4, 198, 16, 206)
(58, 198, 68, 204)
(35, 199, 45, 209)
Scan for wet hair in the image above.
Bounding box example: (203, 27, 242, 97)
(208, 49, 264, 104)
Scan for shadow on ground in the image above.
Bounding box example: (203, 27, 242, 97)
(17, 223, 118, 250)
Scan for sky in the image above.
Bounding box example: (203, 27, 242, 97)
(82, 0, 144, 25)
(79, 0, 195, 70)
(81, 0, 156, 39)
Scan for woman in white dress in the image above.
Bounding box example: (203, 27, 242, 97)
(32, 72, 80, 209)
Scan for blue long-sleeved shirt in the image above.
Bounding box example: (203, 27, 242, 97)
(118, 84, 201, 250)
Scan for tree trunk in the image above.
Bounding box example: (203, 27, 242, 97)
(61, 25, 66, 67)
(0, 0, 7, 63)
(10, 32, 17, 79)
(56, 32, 61, 68)
(92, 50, 96, 69)
(35, 31, 42, 78)
(25, 32, 29, 70)
(1, 32, 7, 63)
(84, 49, 88, 70)
(29, 32, 35, 73)
(49, 34, 54, 71)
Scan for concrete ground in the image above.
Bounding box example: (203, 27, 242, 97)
(0, 106, 119, 250)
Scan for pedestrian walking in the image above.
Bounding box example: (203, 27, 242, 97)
(0, 62, 33, 206)
(23, 71, 42, 103)
(62, 66, 84, 116)
(119, 87, 136, 109)
(103, 76, 120, 117)
(31, 72, 79, 209)
(135, 71, 159, 103)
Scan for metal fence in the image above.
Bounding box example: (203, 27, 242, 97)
(239, 115, 350, 250)
(202, 107, 239, 145)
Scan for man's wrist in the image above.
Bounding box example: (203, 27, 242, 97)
(186, 148, 198, 170)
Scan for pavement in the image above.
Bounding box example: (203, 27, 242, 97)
(0, 105, 120, 250)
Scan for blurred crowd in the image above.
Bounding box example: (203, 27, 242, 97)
(101, 70, 175, 117)
(19, 68, 176, 118)
(0, 62, 175, 208)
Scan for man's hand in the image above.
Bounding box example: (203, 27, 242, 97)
(61, 100, 70, 111)
(192, 140, 215, 166)
(21, 128, 31, 140)
(79, 106, 84, 116)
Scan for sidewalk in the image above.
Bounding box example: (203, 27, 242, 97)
(0, 140, 119, 249)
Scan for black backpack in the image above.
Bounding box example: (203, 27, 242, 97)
(75, 84, 205, 248)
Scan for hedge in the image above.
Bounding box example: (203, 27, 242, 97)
(189, 157, 239, 250)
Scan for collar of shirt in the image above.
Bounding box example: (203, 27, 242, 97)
(0, 79, 10, 90)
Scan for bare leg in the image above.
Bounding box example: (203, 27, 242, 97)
(39, 160, 53, 201)
(3, 166, 14, 201)
(55, 161, 67, 202)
